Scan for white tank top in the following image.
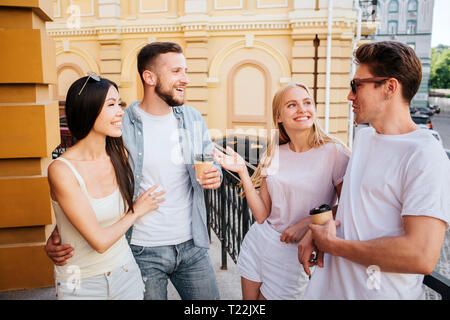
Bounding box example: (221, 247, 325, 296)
(52, 157, 133, 281)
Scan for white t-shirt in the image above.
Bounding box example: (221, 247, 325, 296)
(266, 142, 350, 233)
(304, 127, 450, 300)
(131, 108, 193, 247)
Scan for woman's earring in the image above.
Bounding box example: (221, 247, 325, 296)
(385, 96, 389, 101)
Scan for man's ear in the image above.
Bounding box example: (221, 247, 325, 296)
(142, 70, 156, 86)
(385, 78, 399, 99)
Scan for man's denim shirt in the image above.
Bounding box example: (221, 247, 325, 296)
(122, 101, 222, 249)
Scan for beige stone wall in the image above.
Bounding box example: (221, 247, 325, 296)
(47, 0, 361, 144)
(0, 0, 58, 291)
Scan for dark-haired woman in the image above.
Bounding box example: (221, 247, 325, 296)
(48, 75, 165, 300)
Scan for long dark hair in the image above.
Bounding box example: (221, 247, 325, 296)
(65, 76, 135, 213)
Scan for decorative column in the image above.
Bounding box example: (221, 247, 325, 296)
(290, 4, 354, 144)
(0, 0, 58, 291)
(125, 0, 137, 19)
(183, 1, 209, 119)
(98, 0, 122, 85)
(317, 33, 353, 143)
(98, 36, 122, 85)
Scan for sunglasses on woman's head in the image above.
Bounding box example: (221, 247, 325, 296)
(78, 72, 101, 95)
(350, 77, 389, 94)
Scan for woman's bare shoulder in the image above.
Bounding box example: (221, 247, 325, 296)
(48, 158, 77, 187)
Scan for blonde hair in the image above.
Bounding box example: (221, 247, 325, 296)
(240, 82, 347, 197)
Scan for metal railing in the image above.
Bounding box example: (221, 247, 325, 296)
(205, 167, 254, 269)
(52, 127, 76, 159)
(424, 271, 450, 300)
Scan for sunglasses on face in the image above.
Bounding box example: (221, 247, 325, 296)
(78, 72, 101, 95)
(350, 77, 389, 94)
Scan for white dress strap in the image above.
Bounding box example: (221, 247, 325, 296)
(54, 157, 88, 192)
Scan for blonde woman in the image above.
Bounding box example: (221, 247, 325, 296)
(214, 82, 350, 300)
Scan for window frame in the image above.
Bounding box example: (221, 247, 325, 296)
(388, 0, 399, 13)
(408, 0, 418, 12)
(388, 20, 398, 34)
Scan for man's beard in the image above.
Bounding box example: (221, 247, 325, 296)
(155, 81, 184, 107)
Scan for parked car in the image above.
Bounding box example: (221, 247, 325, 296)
(409, 107, 419, 115)
(411, 114, 433, 130)
(213, 134, 268, 174)
(428, 103, 441, 114)
(415, 106, 434, 117)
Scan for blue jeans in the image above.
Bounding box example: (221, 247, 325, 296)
(130, 240, 220, 300)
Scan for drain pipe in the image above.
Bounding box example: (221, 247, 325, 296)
(325, 0, 334, 133)
(348, 0, 362, 148)
(313, 35, 320, 105)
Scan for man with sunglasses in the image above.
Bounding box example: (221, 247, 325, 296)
(299, 41, 449, 299)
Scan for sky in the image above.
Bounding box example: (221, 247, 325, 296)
(431, 0, 450, 47)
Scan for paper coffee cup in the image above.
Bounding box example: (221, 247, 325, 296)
(309, 204, 333, 225)
(194, 154, 213, 180)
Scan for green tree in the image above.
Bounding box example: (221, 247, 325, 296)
(430, 44, 450, 89)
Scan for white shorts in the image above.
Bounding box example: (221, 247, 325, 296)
(236, 220, 310, 300)
(55, 259, 145, 300)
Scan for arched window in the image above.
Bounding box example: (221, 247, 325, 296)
(388, 20, 398, 34)
(406, 20, 417, 34)
(388, 0, 399, 13)
(408, 0, 418, 12)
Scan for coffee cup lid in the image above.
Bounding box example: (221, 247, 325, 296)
(309, 204, 332, 215)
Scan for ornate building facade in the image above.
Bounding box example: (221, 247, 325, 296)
(365, 0, 435, 108)
(46, 0, 374, 144)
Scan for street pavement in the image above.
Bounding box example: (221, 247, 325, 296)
(432, 111, 450, 150)
(0, 231, 242, 300)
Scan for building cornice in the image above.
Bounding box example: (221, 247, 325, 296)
(46, 17, 356, 37)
